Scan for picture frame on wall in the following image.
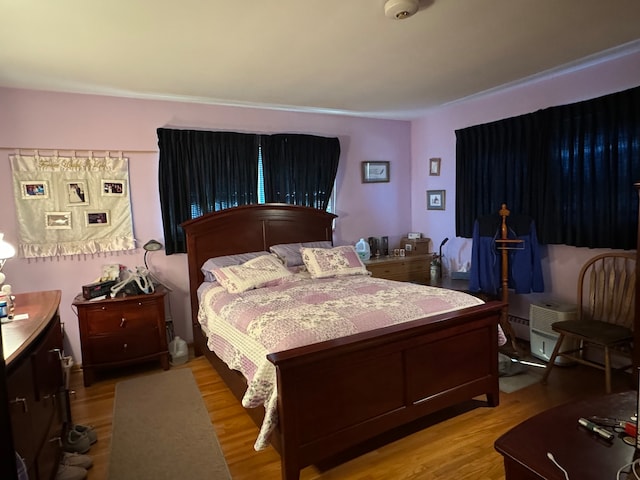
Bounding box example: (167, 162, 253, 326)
(86, 211, 110, 226)
(45, 211, 71, 229)
(429, 157, 441, 176)
(361, 161, 390, 183)
(65, 180, 89, 206)
(101, 179, 126, 196)
(21, 181, 49, 199)
(427, 190, 446, 210)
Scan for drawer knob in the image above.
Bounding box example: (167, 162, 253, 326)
(11, 397, 28, 413)
(49, 347, 63, 360)
(123, 343, 128, 350)
(49, 436, 62, 446)
(120, 318, 127, 327)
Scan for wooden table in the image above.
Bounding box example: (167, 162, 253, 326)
(495, 391, 638, 479)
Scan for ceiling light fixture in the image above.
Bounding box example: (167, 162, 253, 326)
(384, 0, 419, 20)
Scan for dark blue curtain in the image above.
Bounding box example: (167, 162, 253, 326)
(456, 85, 640, 249)
(261, 134, 340, 210)
(157, 128, 259, 254)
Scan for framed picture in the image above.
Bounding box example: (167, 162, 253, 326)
(21, 181, 49, 199)
(429, 157, 441, 176)
(45, 211, 71, 229)
(427, 190, 446, 210)
(86, 211, 110, 226)
(361, 161, 390, 183)
(65, 180, 89, 206)
(101, 179, 126, 196)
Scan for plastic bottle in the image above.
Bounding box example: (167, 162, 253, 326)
(168, 336, 188, 366)
(355, 238, 371, 261)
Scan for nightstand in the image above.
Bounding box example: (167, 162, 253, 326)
(73, 286, 170, 386)
(364, 254, 431, 284)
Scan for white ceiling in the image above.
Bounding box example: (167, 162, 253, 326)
(1, 0, 640, 120)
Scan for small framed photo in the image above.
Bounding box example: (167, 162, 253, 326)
(21, 181, 49, 199)
(429, 158, 441, 176)
(361, 161, 390, 183)
(45, 211, 71, 229)
(101, 179, 126, 196)
(86, 211, 110, 226)
(427, 190, 446, 210)
(65, 180, 89, 206)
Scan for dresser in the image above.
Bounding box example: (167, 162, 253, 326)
(1, 290, 65, 480)
(364, 254, 431, 284)
(73, 286, 170, 386)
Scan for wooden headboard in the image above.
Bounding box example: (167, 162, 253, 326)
(181, 204, 337, 328)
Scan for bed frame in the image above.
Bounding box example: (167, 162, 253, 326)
(182, 204, 504, 480)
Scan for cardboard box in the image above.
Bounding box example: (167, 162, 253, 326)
(400, 237, 431, 255)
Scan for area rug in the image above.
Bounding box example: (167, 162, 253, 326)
(108, 369, 232, 480)
(498, 353, 546, 394)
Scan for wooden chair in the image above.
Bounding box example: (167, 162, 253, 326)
(541, 252, 636, 394)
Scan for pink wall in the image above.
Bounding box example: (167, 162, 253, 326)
(411, 47, 640, 323)
(0, 90, 411, 363)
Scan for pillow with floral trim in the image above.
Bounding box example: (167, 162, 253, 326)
(201, 251, 270, 282)
(212, 254, 293, 293)
(301, 245, 369, 279)
(270, 241, 333, 267)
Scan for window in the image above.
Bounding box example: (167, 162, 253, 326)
(158, 129, 340, 254)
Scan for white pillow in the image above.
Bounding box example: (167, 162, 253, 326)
(301, 245, 369, 279)
(213, 254, 293, 293)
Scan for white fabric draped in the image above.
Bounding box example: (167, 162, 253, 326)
(10, 152, 135, 258)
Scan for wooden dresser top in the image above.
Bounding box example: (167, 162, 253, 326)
(1, 290, 61, 366)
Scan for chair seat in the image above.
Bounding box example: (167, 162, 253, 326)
(552, 320, 633, 346)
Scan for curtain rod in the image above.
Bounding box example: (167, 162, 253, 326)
(0, 146, 158, 154)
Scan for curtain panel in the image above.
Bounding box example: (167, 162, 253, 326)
(261, 134, 340, 210)
(157, 129, 259, 255)
(456, 85, 640, 250)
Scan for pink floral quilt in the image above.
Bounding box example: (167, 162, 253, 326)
(197, 273, 495, 450)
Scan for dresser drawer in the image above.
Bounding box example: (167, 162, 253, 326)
(85, 300, 161, 335)
(88, 330, 162, 364)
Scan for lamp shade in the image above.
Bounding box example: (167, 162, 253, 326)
(0, 234, 16, 260)
(143, 239, 163, 252)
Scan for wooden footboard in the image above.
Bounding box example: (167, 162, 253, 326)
(267, 301, 502, 480)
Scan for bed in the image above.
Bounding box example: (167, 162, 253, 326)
(182, 204, 504, 480)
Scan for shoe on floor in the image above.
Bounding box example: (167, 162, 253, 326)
(55, 464, 87, 480)
(73, 424, 98, 445)
(61, 452, 93, 469)
(63, 429, 91, 454)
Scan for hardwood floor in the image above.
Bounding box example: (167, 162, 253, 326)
(69, 345, 634, 480)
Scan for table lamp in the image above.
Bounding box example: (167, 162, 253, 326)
(143, 239, 163, 270)
(0, 233, 16, 286)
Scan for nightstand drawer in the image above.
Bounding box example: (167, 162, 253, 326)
(88, 331, 162, 363)
(85, 302, 161, 335)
